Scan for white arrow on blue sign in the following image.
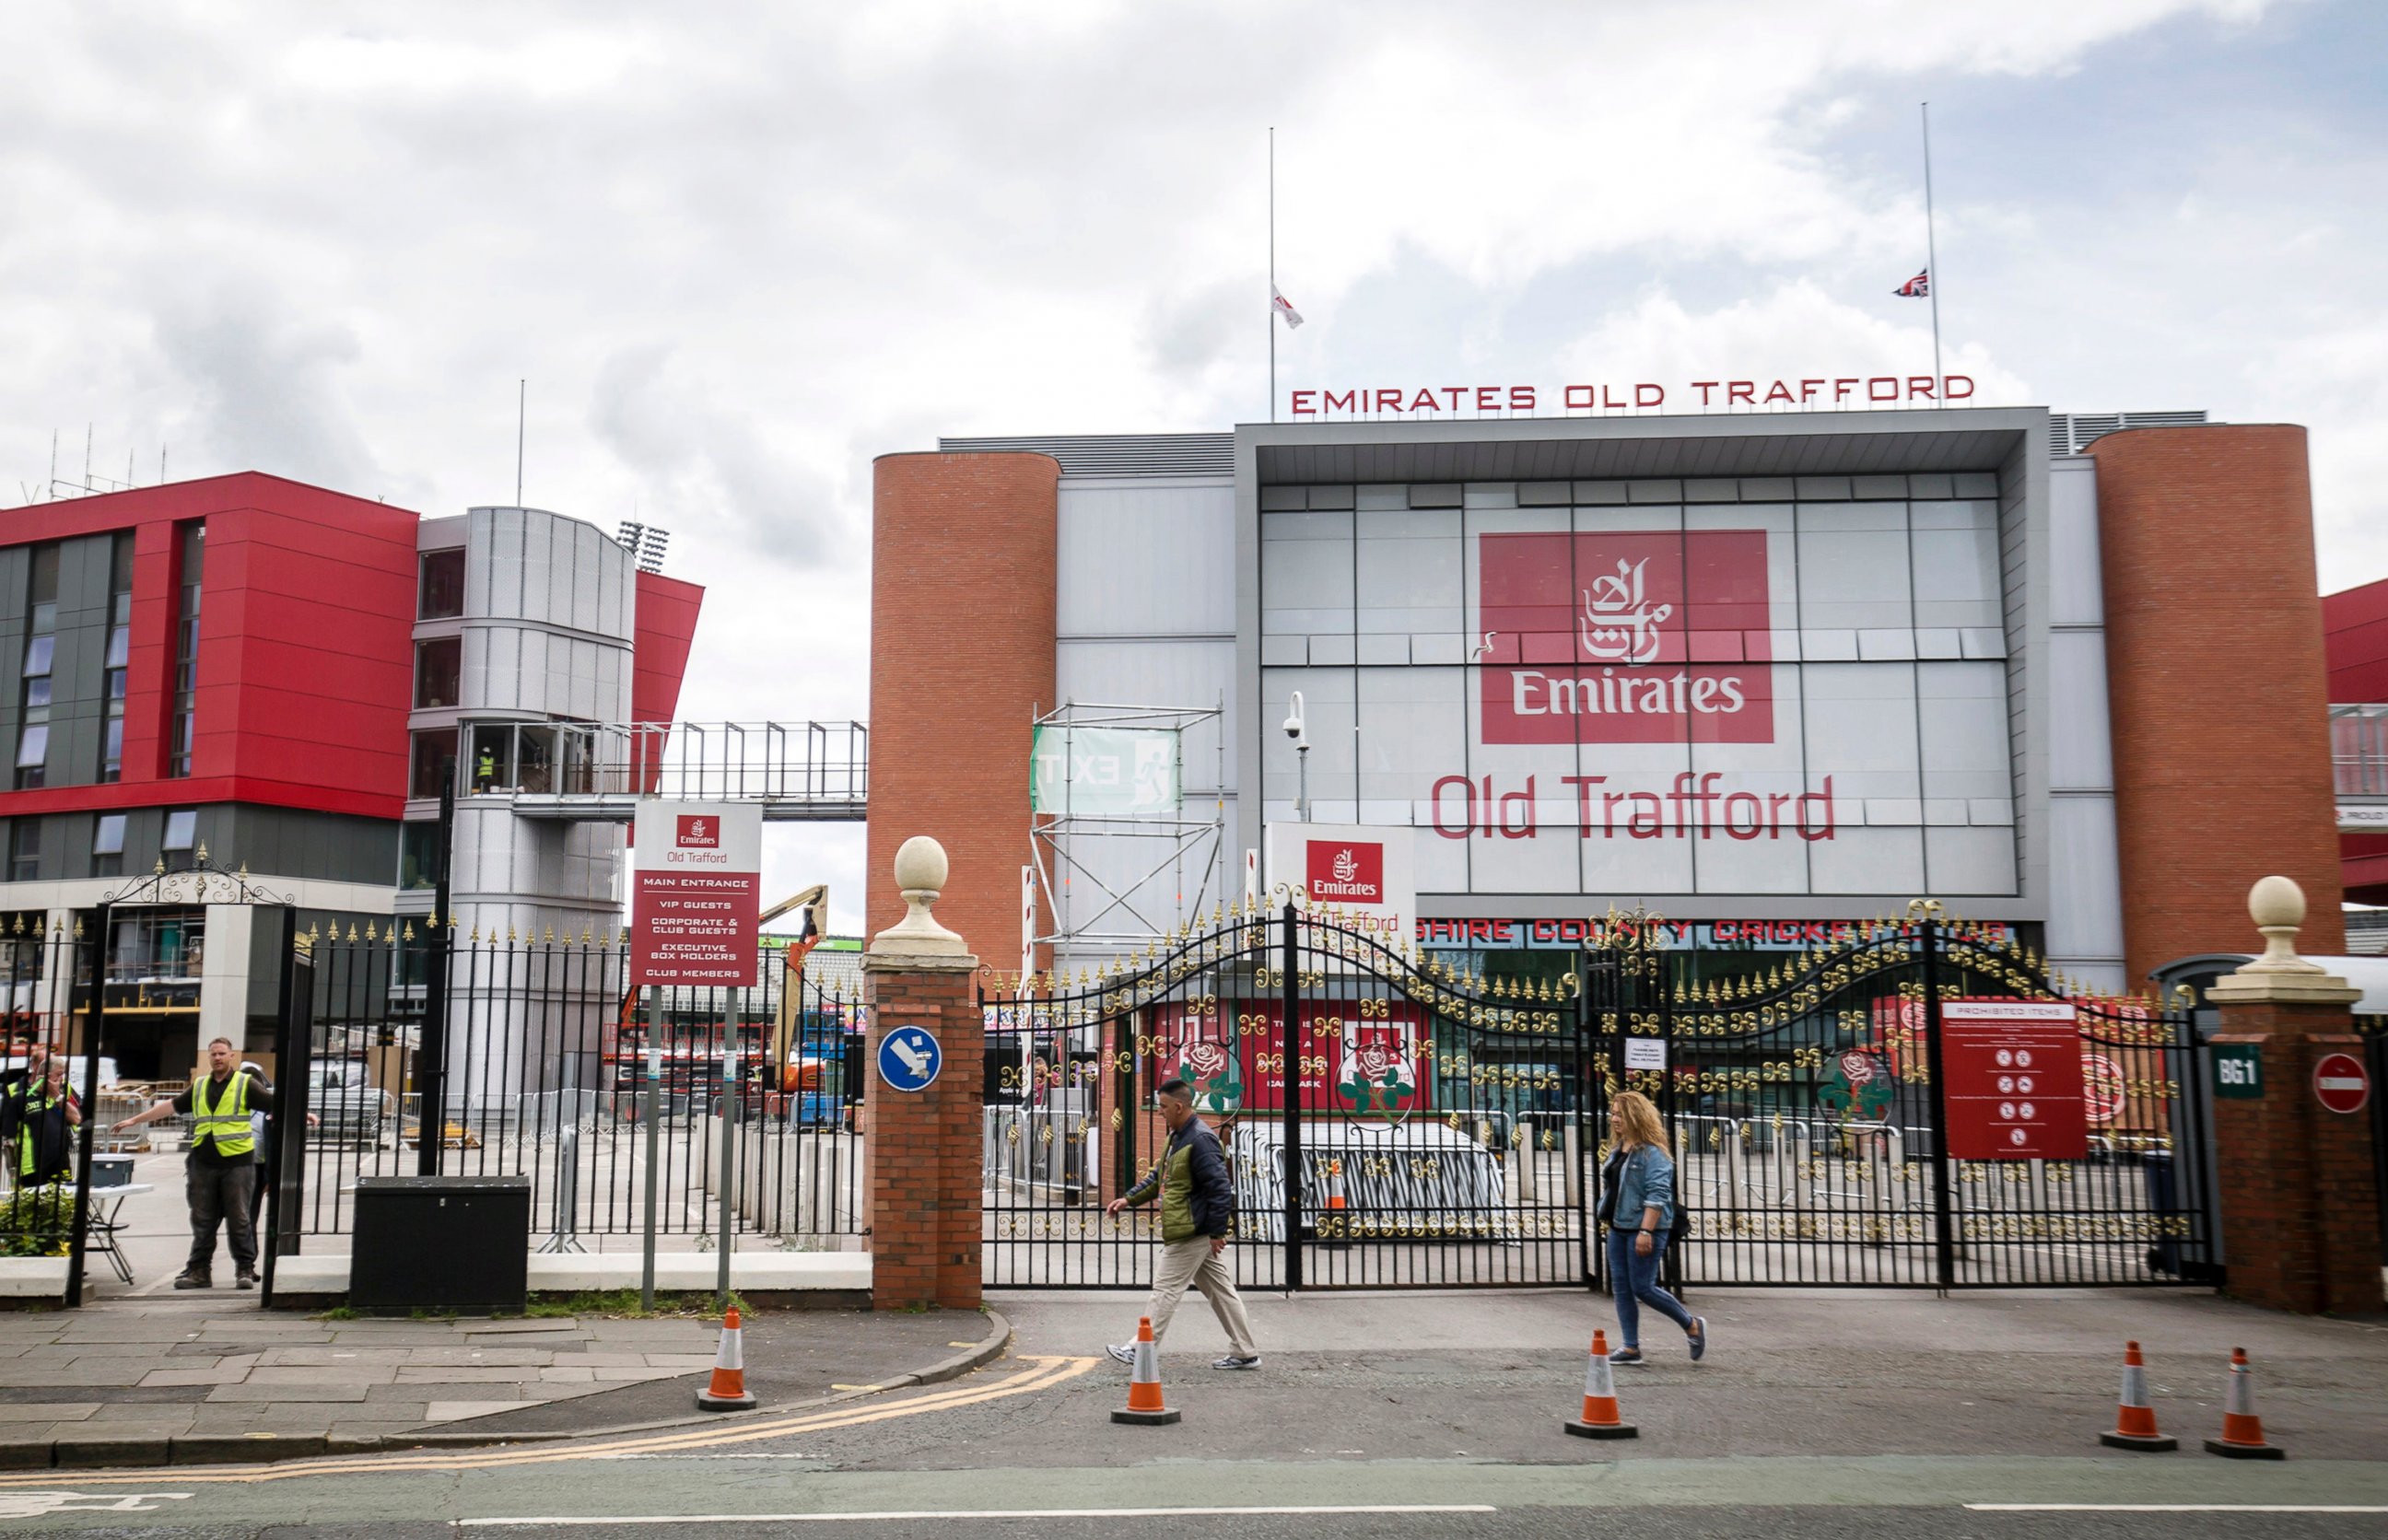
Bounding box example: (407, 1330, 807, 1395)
(877, 1026, 942, 1092)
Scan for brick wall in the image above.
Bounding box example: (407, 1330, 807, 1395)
(2088, 426, 2345, 982)
(866, 453, 1059, 962)
(2209, 1001, 2382, 1315)
(862, 957, 985, 1310)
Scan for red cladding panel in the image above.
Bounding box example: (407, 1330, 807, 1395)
(633, 570, 705, 724)
(0, 472, 419, 822)
(2323, 576, 2388, 704)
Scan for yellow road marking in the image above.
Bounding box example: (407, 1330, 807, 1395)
(0, 1356, 1096, 1488)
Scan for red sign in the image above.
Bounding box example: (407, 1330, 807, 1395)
(1941, 998, 2089, 1161)
(2081, 1053, 2128, 1125)
(2314, 1052, 2371, 1115)
(1305, 840, 1385, 904)
(1476, 530, 1773, 745)
(632, 802, 762, 987)
(1153, 1000, 1430, 1118)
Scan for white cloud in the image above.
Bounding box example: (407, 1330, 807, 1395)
(0, 0, 2372, 929)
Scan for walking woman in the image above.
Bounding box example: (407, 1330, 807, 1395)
(1600, 1090, 1706, 1365)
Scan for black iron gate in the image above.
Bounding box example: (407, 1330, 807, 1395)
(981, 899, 2219, 1292)
(980, 899, 1594, 1290)
(1582, 904, 2218, 1289)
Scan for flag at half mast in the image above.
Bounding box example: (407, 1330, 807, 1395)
(1272, 286, 1305, 329)
(1894, 268, 1930, 298)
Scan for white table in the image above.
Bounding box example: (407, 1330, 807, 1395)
(85, 1182, 154, 1287)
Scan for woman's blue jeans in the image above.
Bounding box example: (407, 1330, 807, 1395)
(1606, 1226, 1694, 1348)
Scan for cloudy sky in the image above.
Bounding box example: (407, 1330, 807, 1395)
(2, 0, 2381, 930)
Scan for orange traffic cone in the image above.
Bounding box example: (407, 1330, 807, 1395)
(1111, 1315, 1179, 1426)
(696, 1306, 757, 1411)
(1322, 1159, 1351, 1251)
(1563, 1329, 1638, 1440)
(2099, 1340, 2175, 1452)
(2203, 1347, 2284, 1460)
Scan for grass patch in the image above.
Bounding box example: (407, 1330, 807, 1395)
(524, 1289, 747, 1320)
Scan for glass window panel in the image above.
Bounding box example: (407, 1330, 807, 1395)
(420, 548, 465, 619)
(21, 636, 52, 677)
(105, 625, 129, 670)
(93, 814, 125, 856)
(162, 809, 196, 850)
(14, 726, 45, 768)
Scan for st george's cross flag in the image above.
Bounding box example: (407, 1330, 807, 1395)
(1894, 268, 1930, 298)
(1272, 286, 1305, 329)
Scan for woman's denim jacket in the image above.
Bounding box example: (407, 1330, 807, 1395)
(1610, 1141, 1677, 1232)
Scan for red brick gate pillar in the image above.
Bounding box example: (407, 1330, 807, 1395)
(860, 835, 983, 1312)
(2206, 876, 2382, 1315)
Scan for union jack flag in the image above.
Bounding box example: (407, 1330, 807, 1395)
(1894, 269, 1930, 298)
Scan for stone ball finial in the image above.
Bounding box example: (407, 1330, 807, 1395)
(869, 834, 965, 957)
(2248, 874, 2305, 933)
(2240, 874, 2317, 975)
(894, 835, 949, 895)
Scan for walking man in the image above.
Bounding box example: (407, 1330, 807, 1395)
(1104, 1078, 1259, 1371)
(112, 1038, 271, 1289)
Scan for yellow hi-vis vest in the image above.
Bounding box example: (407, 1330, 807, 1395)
(191, 1072, 255, 1159)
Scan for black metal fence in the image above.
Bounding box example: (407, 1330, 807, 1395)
(276, 926, 866, 1250)
(981, 901, 2220, 1293)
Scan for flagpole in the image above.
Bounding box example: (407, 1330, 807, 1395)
(1269, 126, 1276, 425)
(1921, 101, 1943, 406)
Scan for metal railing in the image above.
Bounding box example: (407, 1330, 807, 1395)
(458, 720, 867, 819)
(2332, 703, 2388, 796)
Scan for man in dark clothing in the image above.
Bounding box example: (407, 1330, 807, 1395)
(113, 1037, 270, 1289)
(1103, 1079, 1259, 1370)
(0, 1042, 53, 1182)
(3, 1054, 79, 1187)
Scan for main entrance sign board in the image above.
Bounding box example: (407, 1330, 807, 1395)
(632, 801, 763, 986)
(1941, 998, 2088, 1161)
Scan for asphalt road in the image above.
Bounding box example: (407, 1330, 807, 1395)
(2, 1288, 2382, 1535)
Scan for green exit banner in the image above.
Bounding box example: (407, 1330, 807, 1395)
(2212, 1043, 2265, 1100)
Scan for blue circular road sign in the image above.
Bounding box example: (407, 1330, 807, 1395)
(876, 1025, 942, 1092)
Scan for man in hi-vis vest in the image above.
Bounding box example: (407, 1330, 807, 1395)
(115, 1036, 273, 1289)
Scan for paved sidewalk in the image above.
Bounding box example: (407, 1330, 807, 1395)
(0, 1294, 1003, 1466)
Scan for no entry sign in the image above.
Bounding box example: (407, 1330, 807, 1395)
(632, 801, 762, 986)
(2313, 1052, 2371, 1115)
(1941, 998, 2089, 1161)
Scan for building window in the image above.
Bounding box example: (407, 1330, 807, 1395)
(100, 531, 132, 783)
(170, 523, 204, 777)
(420, 548, 465, 619)
(400, 819, 444, 890)
(410, 729, 458, 800)
(17, 546, 55, 790)
(91, 813, 124, 880)
(415, 636, 462, 709)
(7, 821, 38, 883)
(107, 907, 204, 983)
(161, 807, 196, 872)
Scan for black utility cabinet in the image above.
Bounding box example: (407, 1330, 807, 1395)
(351, 1174, 531, 1313)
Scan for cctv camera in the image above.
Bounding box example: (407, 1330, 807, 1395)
(1282, 690, 1307, 741)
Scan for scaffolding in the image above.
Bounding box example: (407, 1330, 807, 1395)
(1028, 701, 1225, 959)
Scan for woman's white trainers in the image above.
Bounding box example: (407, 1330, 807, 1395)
(1106, 1342, 1136, 1366)
(1212, 1355, 1261, 1371)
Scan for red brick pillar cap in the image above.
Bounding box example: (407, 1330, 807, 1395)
(2207, 876, 2359, 1006)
